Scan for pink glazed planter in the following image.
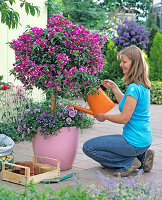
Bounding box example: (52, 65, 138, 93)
(32, 126, 80, 170)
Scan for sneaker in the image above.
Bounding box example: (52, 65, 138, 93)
(113, 158, 141, 177)
(143, 149, 155, 172)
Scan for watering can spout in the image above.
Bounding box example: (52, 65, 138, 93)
(68, 87, 115, 117)
(68, 104, 94, 115)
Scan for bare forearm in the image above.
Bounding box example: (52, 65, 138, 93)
(104, 114, 126, 124)
(112, 86, 124, 103)
(96, 96, 137, 124)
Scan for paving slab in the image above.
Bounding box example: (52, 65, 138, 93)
(0, 103, 162, 192)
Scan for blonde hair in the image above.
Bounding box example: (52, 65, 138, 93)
(117, 45, 151, 89)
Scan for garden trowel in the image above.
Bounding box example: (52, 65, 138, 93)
(42, 173, 74, 183)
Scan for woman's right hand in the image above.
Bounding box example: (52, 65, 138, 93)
(102, 80, 117, 90)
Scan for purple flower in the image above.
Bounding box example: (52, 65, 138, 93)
(27, 128, 31, 133)
(25, 109, 30, 114)
(18, 117, 23, 122)
(17, 125, 23, 132)
(69, 110, 77, 117)
(66, 117, 72, 124)
(67, 107, 75, 112)
(34, 108, 40, 113)
(79, 113, 84, 118)
(112, 18, 148, 52)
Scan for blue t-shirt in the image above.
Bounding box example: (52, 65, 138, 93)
(119, 83, 152, 147)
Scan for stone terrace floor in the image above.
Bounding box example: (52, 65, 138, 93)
(0, 102, 162, 193)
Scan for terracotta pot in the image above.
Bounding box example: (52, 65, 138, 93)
(32, 126, 80, 170)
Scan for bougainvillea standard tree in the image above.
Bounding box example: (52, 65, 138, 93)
(10, 14, 107, 113)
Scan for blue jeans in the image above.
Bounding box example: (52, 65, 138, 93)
(83, 135, 150, 172)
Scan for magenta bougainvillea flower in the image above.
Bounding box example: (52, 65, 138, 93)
(10, 14, 107, 97)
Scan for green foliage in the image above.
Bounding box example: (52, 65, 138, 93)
(149, 32, 162, 81)
(150, 81, 162, 104)
(145, 13, 159, 57)
(99, 0, 152, 21)
(99, 9, 118, 39)
(0, 0, 40, 29)
(63, 0, 106, 30)
(46, 0, 64, 20)
(100, 40, 122, 81)
(0, 122, 23, 142)
(79, 115, 94, 130)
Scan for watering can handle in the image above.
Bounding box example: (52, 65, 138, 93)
(100, 84, 111, 97)
(107, 88, 110, 97)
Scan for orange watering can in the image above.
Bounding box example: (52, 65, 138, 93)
(68, 87, 115, 117)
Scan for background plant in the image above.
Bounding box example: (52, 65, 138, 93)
(0, 84, 32, 123)
(63, 0, 106, 30)
(46, 0, 64, 20)
(112, 18, 149, 52)
(99, 0, 152, 22)
(100, 40, 122, 81)
(0, 84, 33, 141)
(149, 32, 162, 81)
(145, 13, 159, 57)
(0, 122, 23, 142)
(150, 81, 162, 104)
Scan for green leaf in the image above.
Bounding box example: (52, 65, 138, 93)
(25, 3, 30, 15)
(9, 0, 15, 6)
(29, 5, 35, 16)
(20, 2, 25, 8)
(35, 6, 40, 16)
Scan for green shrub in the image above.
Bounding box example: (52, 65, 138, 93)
(100, 40, 122, 81)
(150, 81, 162, 104)
(0, 122, 23, 142)
(149, 32, 162, 81)
(145, 13, 159, 57)
(146, 26, 159, 57)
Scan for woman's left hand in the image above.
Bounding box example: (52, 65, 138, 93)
(95, 113, 105, 122)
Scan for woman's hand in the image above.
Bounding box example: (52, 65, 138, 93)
(102, 80, 117, 90)
(102, 79, 124, 103)
(96, 113, 106, 122)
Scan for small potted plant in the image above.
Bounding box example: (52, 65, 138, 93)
(9, 14, 107, 170)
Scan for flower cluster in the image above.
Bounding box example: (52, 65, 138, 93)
(112, 18, 149, 52)
(17, 100, 93, 139)
(10, 14, 107, 96)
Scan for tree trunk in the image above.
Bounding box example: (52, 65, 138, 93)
(51, 91, 57, 114)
